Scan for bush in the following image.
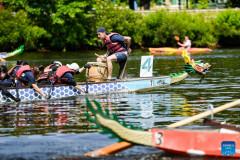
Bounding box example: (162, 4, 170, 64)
(2, 0, 240, 50)
(0, 9, 47, 50)
(141, 11, 217, 47)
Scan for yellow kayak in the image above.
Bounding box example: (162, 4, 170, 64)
(149, 47, 212, 55)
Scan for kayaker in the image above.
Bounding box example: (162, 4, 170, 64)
(178, 36, 191, 50)
(96, 27, 131, 80)
(48, 63, 87, 93)
(0, 65, 20, 102)
(9, 63, 47, 99)
(37, 61, 62, 85)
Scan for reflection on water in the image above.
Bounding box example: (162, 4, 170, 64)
(0, 49, 240, 159)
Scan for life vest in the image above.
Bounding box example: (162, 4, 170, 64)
(37, 64, 53, 82)
(103, 33, 125, 56)
(15, 65, 35, 86)
(49, 66, 75, 84)
(8, 65, 20, 75)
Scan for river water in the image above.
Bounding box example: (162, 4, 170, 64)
(0, 49, 240, 160)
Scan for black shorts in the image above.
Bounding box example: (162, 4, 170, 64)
(114, 52, 127, 63)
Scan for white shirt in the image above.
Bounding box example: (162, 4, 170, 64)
(184, 40, 191, 49)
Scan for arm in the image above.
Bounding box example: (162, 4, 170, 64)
(32, 84, 46, 97)
(178, 42, 184, 46)
(79, 67, 85, 73)
(25, 72, 46, 98)
(65, 73, 85, 92)
(124, 36, 131, 54)
(74, 85, 84, 93)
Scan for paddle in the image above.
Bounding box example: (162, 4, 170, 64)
(15, 78, 19, 99)
(47, 71, 56, 99)
(118, 59, 127, 80)
(175, 36, 180, 41)
(95, 53, 100, 57)
(85, 67, 90, 93)
(0, 85, 20, 102)
(167, 99, 240, 128)
(84, 99, 240, 156)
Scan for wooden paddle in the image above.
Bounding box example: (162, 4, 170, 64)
(167, 99, 240, 128)
(119, 58, 127, 80)
(84, 99, 240, 156)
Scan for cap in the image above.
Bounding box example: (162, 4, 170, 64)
(66, 63, 79, 72)
(53, 61, 62, 66)
(97, 27, 106, 33)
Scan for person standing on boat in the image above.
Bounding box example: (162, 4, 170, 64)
(178, 36, 191, 50)
(0, 65, 21, 102)
(49, 63, 85, 93)
(9, 63, 47, 99)
(96, 27, 131, 79)
(37, 61, 62, 86)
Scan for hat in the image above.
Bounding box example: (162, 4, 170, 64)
(53, 61, 62, 66)
(66, 63, 79, 72)
(97, 27, 106, 33)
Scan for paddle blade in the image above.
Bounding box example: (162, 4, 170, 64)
(181, 50, 191, 64)
(175, 36, 180, 41)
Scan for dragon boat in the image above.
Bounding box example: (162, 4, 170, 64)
(0, 51, 211, 103)
(84, 99, 240, 157)
(0, 45, 24, 60)
(149, 47, 212, 55)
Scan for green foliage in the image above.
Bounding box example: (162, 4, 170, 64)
(0, 9, 47, 50)
(93, 0, 143, 46)
(197, 0, 209, 9)
(141, 11, 217, 47)
(4, 0, 96, 49)
(1, 0, 240, 50)
(226, 0, 240, 7)
(214, 10, 240, 37)
(213, 10, 240, 46)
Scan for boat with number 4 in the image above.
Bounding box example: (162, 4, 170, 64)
(0, 52, 211, 103)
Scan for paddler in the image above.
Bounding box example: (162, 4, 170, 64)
(96, 27, 131, 80)
(0, 65, 20, 102)
(37, 61, 62, 85)
(8, 63, 47, 99)
(178, 36, 191, 50)
(48, 63, 88, 93)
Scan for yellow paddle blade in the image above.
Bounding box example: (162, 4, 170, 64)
(175, 36, 180, 41)
(181, 50, 191, 64)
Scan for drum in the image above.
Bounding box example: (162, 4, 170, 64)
(86, 62, 107, 82)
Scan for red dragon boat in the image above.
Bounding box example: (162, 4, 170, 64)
(84, 99, 240, 157)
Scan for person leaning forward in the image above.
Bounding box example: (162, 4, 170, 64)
(48, 63, 85, 93)
(8, 63, 47, 99)
(96, 27, 131, 80)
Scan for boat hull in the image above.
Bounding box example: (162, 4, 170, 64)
(0, 76, 170, 103)
(152, 128, 240, 157)
(149, 47, 212, 55)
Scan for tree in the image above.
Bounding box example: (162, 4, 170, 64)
(4, 0, 96, 50)
(0, 9, 47, 50)
(226, 0, 240, 7)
